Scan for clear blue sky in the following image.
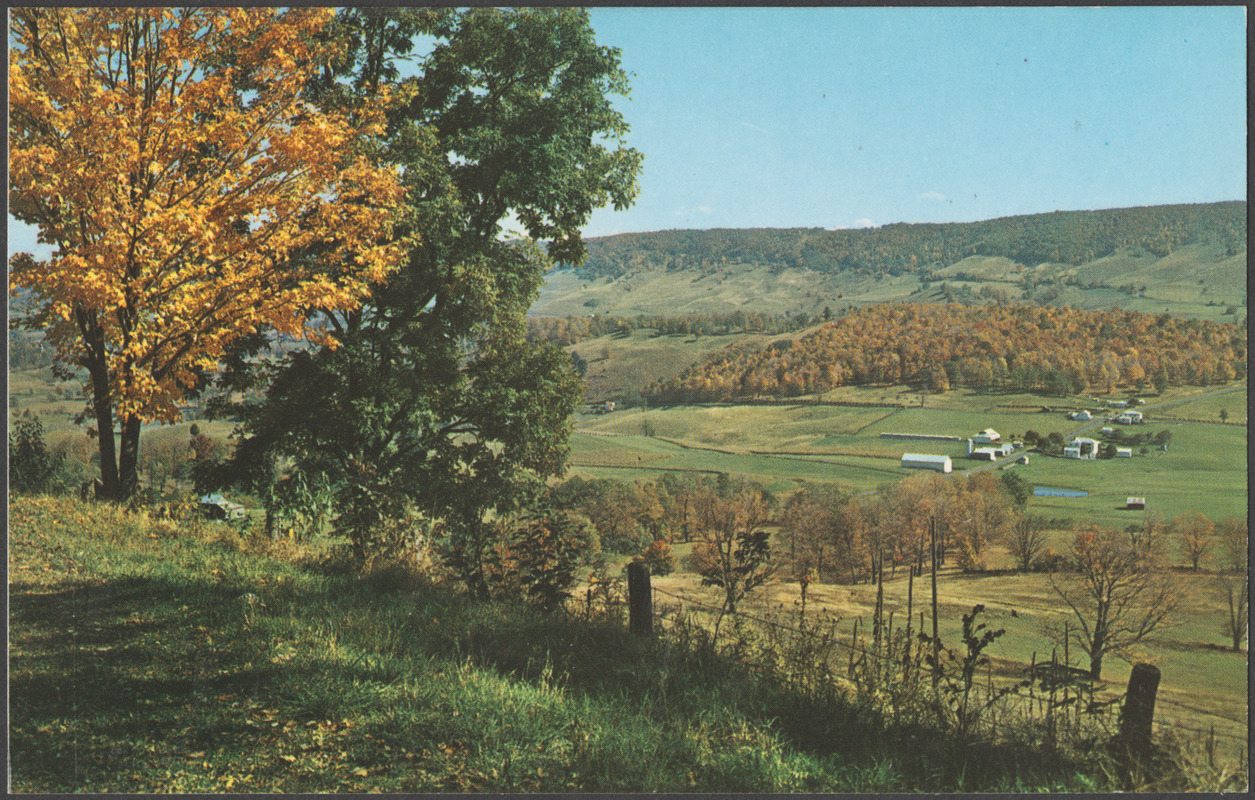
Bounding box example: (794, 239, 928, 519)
(580, 5, 1247, 236)
(8, 6, 1246, 257)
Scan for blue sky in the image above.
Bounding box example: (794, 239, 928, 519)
(8, 6, 1246, 257)
(580, 5, 1247, 236)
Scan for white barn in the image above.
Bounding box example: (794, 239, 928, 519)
(972, 428, 1001, 445)
(1064, 437, 1101, 460)
(1115, 410, 1143, 425)
(901, 453, 952, 473)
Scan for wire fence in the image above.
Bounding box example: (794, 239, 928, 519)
(646, 582, 1249, 742)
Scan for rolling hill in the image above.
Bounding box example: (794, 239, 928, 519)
(532, 202, 1246, 320)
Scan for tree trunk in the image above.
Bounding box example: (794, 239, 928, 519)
(1089, 629, 1106, 680)
(118, 414, 142, 500)
(87, 358, 123, 500)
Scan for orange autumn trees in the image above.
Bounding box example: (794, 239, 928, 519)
(646, 303, 1246, 403)
(9, 8, 405, 499)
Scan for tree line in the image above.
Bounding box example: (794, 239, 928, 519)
(526, 309, 830, 347)
(647, 303, 1245, 403)
(573, 202, 1247, 281)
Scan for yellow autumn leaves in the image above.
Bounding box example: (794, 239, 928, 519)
(10, 7, 407, 422)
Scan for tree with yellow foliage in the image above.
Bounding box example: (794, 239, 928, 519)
(9, 7, 405, 500)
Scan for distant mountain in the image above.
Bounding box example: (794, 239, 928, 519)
(532, 202, 1246, 319)
(573, 202, 1246, 279)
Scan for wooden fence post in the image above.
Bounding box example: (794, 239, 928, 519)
(627, 562, 653, 638)
(1118, 662, 1161, 754)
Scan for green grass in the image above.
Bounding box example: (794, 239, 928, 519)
(1015, 422, 1247, 526)
(568, 432, 901, 493)
(12, 495, 1110, 793)
(1155, 388, 1248, 424)
(572, 384, 1246, 528)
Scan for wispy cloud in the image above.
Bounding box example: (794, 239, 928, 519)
(740, 122, 771, 135)
(917, 190, 947, 201)
(676, 205, 713, 216)
(853, 218, 876, 228)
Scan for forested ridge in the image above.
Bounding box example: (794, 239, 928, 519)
(574, 202, 1246, 279)
(646, 303, 1246, 403)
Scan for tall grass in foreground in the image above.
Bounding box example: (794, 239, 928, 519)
(9, 496, 1245, 792)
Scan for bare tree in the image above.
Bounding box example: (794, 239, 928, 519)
(1172, 510, 1215, 571)
(1216, 516, 1248, 574)
(1219, 575, 1248, 652)
(691, 482, 776, 636)
(1049, 525, 1180, 679)
(1007, 515, 1050, 571)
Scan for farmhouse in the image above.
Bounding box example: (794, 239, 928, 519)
(972, 428, 1001, 445)
(1114, 410, 1143, 425)
(199, 493, 247, 520)
(1063, 437, 1100, 460)
(901, 453, 952, 473)
(998, 443, 1016, 457)
(1068, 410, 1092, 421)
(1115, 447, 1133, 458)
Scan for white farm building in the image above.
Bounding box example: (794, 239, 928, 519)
(901, 453, 952, 473)
(1064, 437, 1101, 460)
(972, 428, 1001, 445)
(1115, 410, 1143, 425)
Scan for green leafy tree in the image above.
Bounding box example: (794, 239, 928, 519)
(511, 510, 601, 610)
(998, 470, 1031, 509)
(217, 8, 641, 573)
(8, 412, 63, 495)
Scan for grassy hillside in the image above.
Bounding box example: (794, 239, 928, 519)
(10, 495, 1145, 793)
(535, 203, 1246, 321)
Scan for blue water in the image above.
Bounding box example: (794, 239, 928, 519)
(1034, 486, 1089, 498)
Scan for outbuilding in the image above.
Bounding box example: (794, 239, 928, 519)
(970, 447, 1000, 461)
(1063, 437, 1100, 460)
(972, 428, 1001, 445)
(901, 453, 953, 473)
(1115, 447, 1133, 458)
(1068, 410, 1092, 421)
(1115, 410, 1143, 425)
(1126, 497, 1146, 510)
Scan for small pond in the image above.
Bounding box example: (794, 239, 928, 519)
(1033, 486, 1089, 498)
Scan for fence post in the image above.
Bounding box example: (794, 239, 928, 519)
(627, 562, 654, 638)
(1118, 662, 1161, 754)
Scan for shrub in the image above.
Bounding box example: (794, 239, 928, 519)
(8, 412, 63, 495)
(636, 539, 675, 576)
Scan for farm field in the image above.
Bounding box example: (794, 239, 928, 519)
(570, 380, 1247, 530)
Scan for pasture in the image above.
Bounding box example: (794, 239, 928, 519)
(571, 380, 1247, 533)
